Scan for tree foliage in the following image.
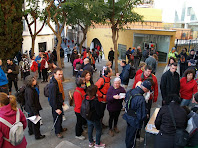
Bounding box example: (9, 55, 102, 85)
(102, 0, 144, 73)
(23, 0, 47, 56)
(0, 0, 23, 61)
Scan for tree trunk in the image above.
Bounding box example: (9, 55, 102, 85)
(56, 35, 62, 68)
(79, 25, 88, 54)
(31, 36, 36, 57)
(112, 28, 119, 74)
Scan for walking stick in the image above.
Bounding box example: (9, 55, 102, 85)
(51, 115, 59, 134)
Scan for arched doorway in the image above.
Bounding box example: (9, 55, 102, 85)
(90, 38, 104, 59)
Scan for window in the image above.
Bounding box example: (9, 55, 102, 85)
(118, 44, 126, 60)
(38, 42, 47, 52)
(187, 7, 192, 16)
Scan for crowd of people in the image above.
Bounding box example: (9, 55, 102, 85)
(0, 44, 198, 148)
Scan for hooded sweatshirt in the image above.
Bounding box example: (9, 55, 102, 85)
(0, 104, 27, 148)
(0, 66, 8, 86)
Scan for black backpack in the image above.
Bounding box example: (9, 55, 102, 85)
(125, 89, 142, 117)
(15, 86, 26, 107)
(80, 96, 93, 120)
(44, 84, 50, 97)
(129, 66, 136, 79)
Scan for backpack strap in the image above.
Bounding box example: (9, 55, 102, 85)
(0, 117, 12, 128)
(16, 108, 20, 123)
(99, 77, 110, 95)
(75, 90, 83, 98)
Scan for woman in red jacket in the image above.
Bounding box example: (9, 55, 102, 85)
(73, 78, 86, 140)
(180, 69, 197, 106)
(0, 92, 27, 148)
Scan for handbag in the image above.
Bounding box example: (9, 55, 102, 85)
(168, 105, 189, 147)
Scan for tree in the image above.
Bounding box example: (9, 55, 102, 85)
(65, 0, 105, 53)
(102, 0, 143, 73)
(23, 0, 47, 57)
(46, 0, 66, 68)
(0, 0, 23, 61)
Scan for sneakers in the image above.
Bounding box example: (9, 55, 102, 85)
(114, 127, 120, 133)
(108, 129, 114, 137)
(75, 135, 85, 140)
(94, 143, 105, 148)
(89, 142, 95, 147)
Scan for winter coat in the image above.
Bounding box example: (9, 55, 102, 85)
(145, 56, 157, 73)
(155, 101, 187, 135)
(108, 50, 114, 60)
(180, 77, 197, 100)
(160, 70, 180, 102)
(24, 86, 42, 115)
(133, 73, 158, 102)
(60, 48, 64, 58)
(135, 69, 143, 78)
(85, 96, 103, 121)
(123, 87, 146, 129)
(48, 76, 63, 110)
(95, 76, 111, 102)
(0, 104, 27, 148)
(35, 55, 41, 67)
(21, 58, 30, 73)
(120, 64, 130, 85)
(73, 87, 86, 113)
(5, 64, 19, 81)
(83, 63, 93, 75)
(30, 60, 38, 72)
(106, 86, 126, 112)
(40, 58, 47, 70)
(0, 66, 8, 86)
(73, 59, 83, 70)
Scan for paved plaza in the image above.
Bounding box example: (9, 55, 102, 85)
(12, 56, 163, 148)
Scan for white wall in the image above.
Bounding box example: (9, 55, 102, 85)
(22, 34, 54, 56)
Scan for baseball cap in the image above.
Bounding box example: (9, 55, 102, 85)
(141, 80, 152, 91)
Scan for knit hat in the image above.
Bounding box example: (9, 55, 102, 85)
(141, 80, 152, 91)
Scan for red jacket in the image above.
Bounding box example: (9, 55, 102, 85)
(135, 69, 143, 78)
(30, 60, 38, 72)
(132, 72, 158, 102)
(73, 87, 86, 113)
(95, 76, 111, 102)
(180, 77, 197, 100)
(40, 58, 47, 70)
(0, 104, 27, 148)
(73, 59, 83, 70)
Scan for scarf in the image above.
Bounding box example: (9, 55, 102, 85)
(56, 79, 65, 101)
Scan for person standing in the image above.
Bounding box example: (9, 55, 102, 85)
(95, 67, 112, 127)
(60, 47, 65, 68)
(180, 69, 197, 106)
(48, 68, 67, 138)
(40, 54, 48, 82)
(108, 48, 114, 68)
(160, 62, 180, 105)
(52, 48, 57, 65)
(0, 59, 8, 94)
(133, 46, 142, 70)
(123, 81, 151, 148)
(67, 45, 71, 62)
(24, 75, 45, 140)
(5, 59, 19, 95)
(179, 48, 188, 77)
(35, 52, 42, 79)
(0, 93, 27, 148)
(145, 52, 157, 74)
(21, 54, 30, 80)
(106, 78, 126, 137)
(73, 78, 86, 140)
(168, 47, 178, 59)
(126, 47, 134, 65)
(117, 60, 130, 90)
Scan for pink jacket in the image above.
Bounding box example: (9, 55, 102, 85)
(0, 104, 27, 148)
(73, 59, 83, 70)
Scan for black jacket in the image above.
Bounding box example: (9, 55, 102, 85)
(5, 63, 19, 80)
(120, 64, 130, 85)
(108, 50, 114, 60)
(48, 76, 63, 110)
(24, 86, 42, 115)
(160, 70, 180, 102)
(83, 63, 93, 75)
(87, 96, 103, 121)
(155, 102, 187, 135)
(60, 48, 64, 58)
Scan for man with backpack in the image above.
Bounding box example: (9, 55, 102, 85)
(123, 80, 151, 148)
(95, 66, 112, 127)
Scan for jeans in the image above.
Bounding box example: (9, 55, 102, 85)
(87, 120, 102, 145)
(125, 123, 138, 148)
(109, 110, 121, 130)
(75, 112, 86, 136)
(180, 98, 192, 106)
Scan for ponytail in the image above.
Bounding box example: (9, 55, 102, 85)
(0, 93, 17, 111)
